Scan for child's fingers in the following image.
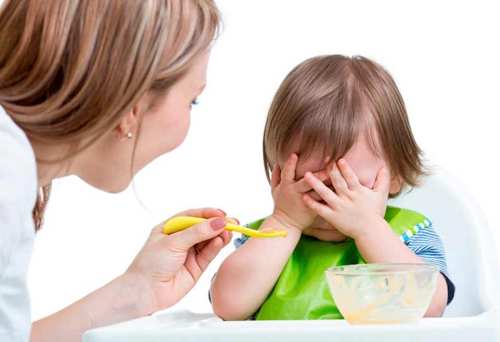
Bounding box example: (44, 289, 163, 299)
(303, 193, 336, 222)
(294, 178, 311, 193)
(306, 190, 323, 202)
(373, 167, 391, 193)
(271, 164, 281, 188)
(282, 153, 298, 183)
(314, 169, 330, 183)
(304, 172, 338, 207)
(329, 163, 349, 195)
(294, 170, 329, 193)
(337, 159, 360, 190)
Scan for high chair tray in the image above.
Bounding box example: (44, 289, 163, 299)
(83, 309, 500, 342)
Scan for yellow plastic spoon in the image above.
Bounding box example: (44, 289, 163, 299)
(163, 216, 287, 238)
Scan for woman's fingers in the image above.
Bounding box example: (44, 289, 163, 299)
(226, 217, 240, 225)
(163, 217, 227, 251)
(281, 153, 298, 183)
(194, 231, 232, 271)
(195, 237, 224, 271)
(194, 230, 230, 253)
(221, 230, 232, 244)
(304, 172, 338, 207)
(174, 207, 226, 219)
(194, 239, 210, 254)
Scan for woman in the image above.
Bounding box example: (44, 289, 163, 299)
(0, 1, 232, 341)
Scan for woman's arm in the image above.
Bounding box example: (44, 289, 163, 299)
(31, 208, 232, 342)
(31, 273, 151, 342)
(210, 215, 301, 320)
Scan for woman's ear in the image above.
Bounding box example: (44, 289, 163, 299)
(114, 95, 149, 140)
(115, 109, 138, 140)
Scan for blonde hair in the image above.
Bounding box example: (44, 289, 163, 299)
(263, 55, 425, 193)
(0, 0, 221, 230)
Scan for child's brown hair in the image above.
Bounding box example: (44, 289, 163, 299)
(263, 55, 425, 191)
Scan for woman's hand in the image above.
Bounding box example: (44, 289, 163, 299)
(271, 154, 326, 233)
(31, 208, 234, 342)
(303, 159, 390, 240)
(126, 208, 233, 314)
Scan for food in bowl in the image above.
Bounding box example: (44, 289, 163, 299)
(325, 263, 438, 324)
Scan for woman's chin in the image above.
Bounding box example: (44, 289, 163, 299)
(79, 175, 131, 194)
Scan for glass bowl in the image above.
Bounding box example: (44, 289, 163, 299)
(325, 263, 438, 324)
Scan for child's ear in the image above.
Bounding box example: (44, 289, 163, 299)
(389, 176, 403, 195)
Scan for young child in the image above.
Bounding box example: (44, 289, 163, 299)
(210, 55, 455, 320)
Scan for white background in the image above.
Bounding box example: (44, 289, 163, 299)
(28, 0, 500, 320)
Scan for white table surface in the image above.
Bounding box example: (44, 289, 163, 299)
(83, 309, 500, 342)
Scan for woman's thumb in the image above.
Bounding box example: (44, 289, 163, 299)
(164, 218, 226, 250)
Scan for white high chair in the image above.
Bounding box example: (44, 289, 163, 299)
(83, 171, 500, 342)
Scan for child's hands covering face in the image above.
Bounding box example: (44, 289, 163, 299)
(271, 154, 327, 232)
(302, 159, 390, 240)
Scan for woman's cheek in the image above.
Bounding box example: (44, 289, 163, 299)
(160, 108, 191, 152)
(171, 111, 191, 148)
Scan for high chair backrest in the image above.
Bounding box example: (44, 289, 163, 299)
(389, 170, 500, 317)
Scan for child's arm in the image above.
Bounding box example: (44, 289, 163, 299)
(211, 154, 319, 320)
(353, 218, 448, 316)
(303, 159, 448, 317)
(211, 215, 302, 320)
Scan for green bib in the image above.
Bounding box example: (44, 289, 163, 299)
(244, 206, 430, 320)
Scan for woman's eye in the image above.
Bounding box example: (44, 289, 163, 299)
(191, 98, 199, 106)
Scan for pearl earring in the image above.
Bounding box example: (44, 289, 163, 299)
(126, 132, 133, 139)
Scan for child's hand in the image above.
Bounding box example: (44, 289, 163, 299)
(271, 154, 323, 232)
(302, 159, 390, 240)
